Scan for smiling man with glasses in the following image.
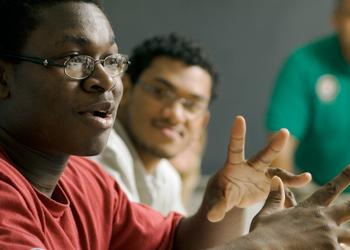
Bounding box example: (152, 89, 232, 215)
(93, 33, 216, 215)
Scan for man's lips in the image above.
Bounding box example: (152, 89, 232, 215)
(76, 101, 116, 130)
(151, 121, 184, 138)
(78, 112, 114, 130)
(159, 127, 181, 139)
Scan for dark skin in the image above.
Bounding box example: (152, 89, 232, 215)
(1, 2, 349, 250)
(0, 2, 122, 197)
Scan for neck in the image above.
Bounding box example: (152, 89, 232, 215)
(137, 150, 162, 174)
(118, 117, 162, 174)
(0, 128, 68, 197)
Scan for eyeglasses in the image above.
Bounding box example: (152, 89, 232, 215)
(139, 81, 208, 119)
(0, 53, 130, 80)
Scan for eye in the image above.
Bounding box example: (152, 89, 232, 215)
(183, 99, 207, 113)
(182, 99, 198, 111)
(151, 85, 171, 98)
(64, 55, 94, 79)
(153, 86, 165, 95)
(104, 54, 130, 76)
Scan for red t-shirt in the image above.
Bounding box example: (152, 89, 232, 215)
(0, 150, 182, 250)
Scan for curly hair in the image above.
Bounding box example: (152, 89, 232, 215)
(0, 0, 102, 54)
(127, 33, 219, 102)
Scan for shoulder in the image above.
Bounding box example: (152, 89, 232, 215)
(64, 156, 115, 184)
(157, 160, 182, 186)
(0, 151, 34, 195)
(62, 156, 124, 201)
(289, 34, 339, 63)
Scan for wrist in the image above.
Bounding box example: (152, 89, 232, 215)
(225, 230, 278, 250)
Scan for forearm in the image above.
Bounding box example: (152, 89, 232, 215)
(174, 206, 246, 250)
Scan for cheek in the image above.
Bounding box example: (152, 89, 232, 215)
(113, 78, 124, 105)
(13, 78, 76, 127)
(128, 97, 160, 122)
(186, 119, 205, 138)
(339, 20, 350, 39)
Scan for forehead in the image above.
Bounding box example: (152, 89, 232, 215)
(22, 2, 116, 54)
(140, 56, 212, 99)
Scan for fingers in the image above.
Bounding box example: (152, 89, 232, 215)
(284, 187, 297, 208)
(257, 176, 285, 216)
(267, 168, 312, 187)
(326, 200, 350, 225)
(226, 116, 246, 165)
(340, 243, 350, 250)
(247, 128, 289, 169)
(207, 197, 228, 222)
(301, 166, 350, 207)
(337, 228, 350, 245)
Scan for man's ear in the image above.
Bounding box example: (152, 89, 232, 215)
(0, 61, 11, 99)
(120, 74, 134, 107)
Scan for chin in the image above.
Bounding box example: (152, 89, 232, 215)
(68, 140, 107, 157)
(147, 145, 182, 159)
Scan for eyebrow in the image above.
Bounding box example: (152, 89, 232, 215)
(54, 34, 116, 48)
(154, 77, 209, 102)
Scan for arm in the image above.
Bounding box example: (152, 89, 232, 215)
(175, 206, 246, 250)
(269, 133, 299, 172)
(0, 183, 46, 250)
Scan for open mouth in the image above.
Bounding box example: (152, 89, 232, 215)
(93, 110, 108, 118)
(77, 110, 114, 129)
(78, 110, 110, 118)
(77, 101, 115, 129)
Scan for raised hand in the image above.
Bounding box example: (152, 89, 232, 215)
(249, 166, 350, 249)
(204, 116, 311, 222)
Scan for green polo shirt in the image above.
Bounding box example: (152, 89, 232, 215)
(266, 34, 350, 191)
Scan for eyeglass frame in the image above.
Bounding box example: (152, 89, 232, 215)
(138, 81, 209, 119)
(0, 53, 130, 80)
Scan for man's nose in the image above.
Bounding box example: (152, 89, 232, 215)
(82, 63, 116, 93)
(161, 101, 187, 124)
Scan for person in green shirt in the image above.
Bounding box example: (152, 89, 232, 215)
(266, 0, 350, 196)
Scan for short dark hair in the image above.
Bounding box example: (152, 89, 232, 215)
(0, 0, 102, 54)
(127, 33, 219, 102)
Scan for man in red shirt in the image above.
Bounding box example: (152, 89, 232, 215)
(0, 0, 349, 249)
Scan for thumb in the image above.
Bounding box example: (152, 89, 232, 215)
(259, 176, 285, 216)
(206, 197, 228, 222)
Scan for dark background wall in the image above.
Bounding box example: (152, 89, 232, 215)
(103, 0, 333, 174)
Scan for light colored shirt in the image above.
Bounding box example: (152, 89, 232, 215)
(93, 120, 186, 215)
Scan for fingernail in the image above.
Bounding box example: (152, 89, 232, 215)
(305, 172, 312, 179)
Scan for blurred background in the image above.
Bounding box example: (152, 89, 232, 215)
(103, 0, 333, 175)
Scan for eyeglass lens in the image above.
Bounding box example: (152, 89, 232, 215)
(142, 83, 207, 117)
(65, 54, 128, 79)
